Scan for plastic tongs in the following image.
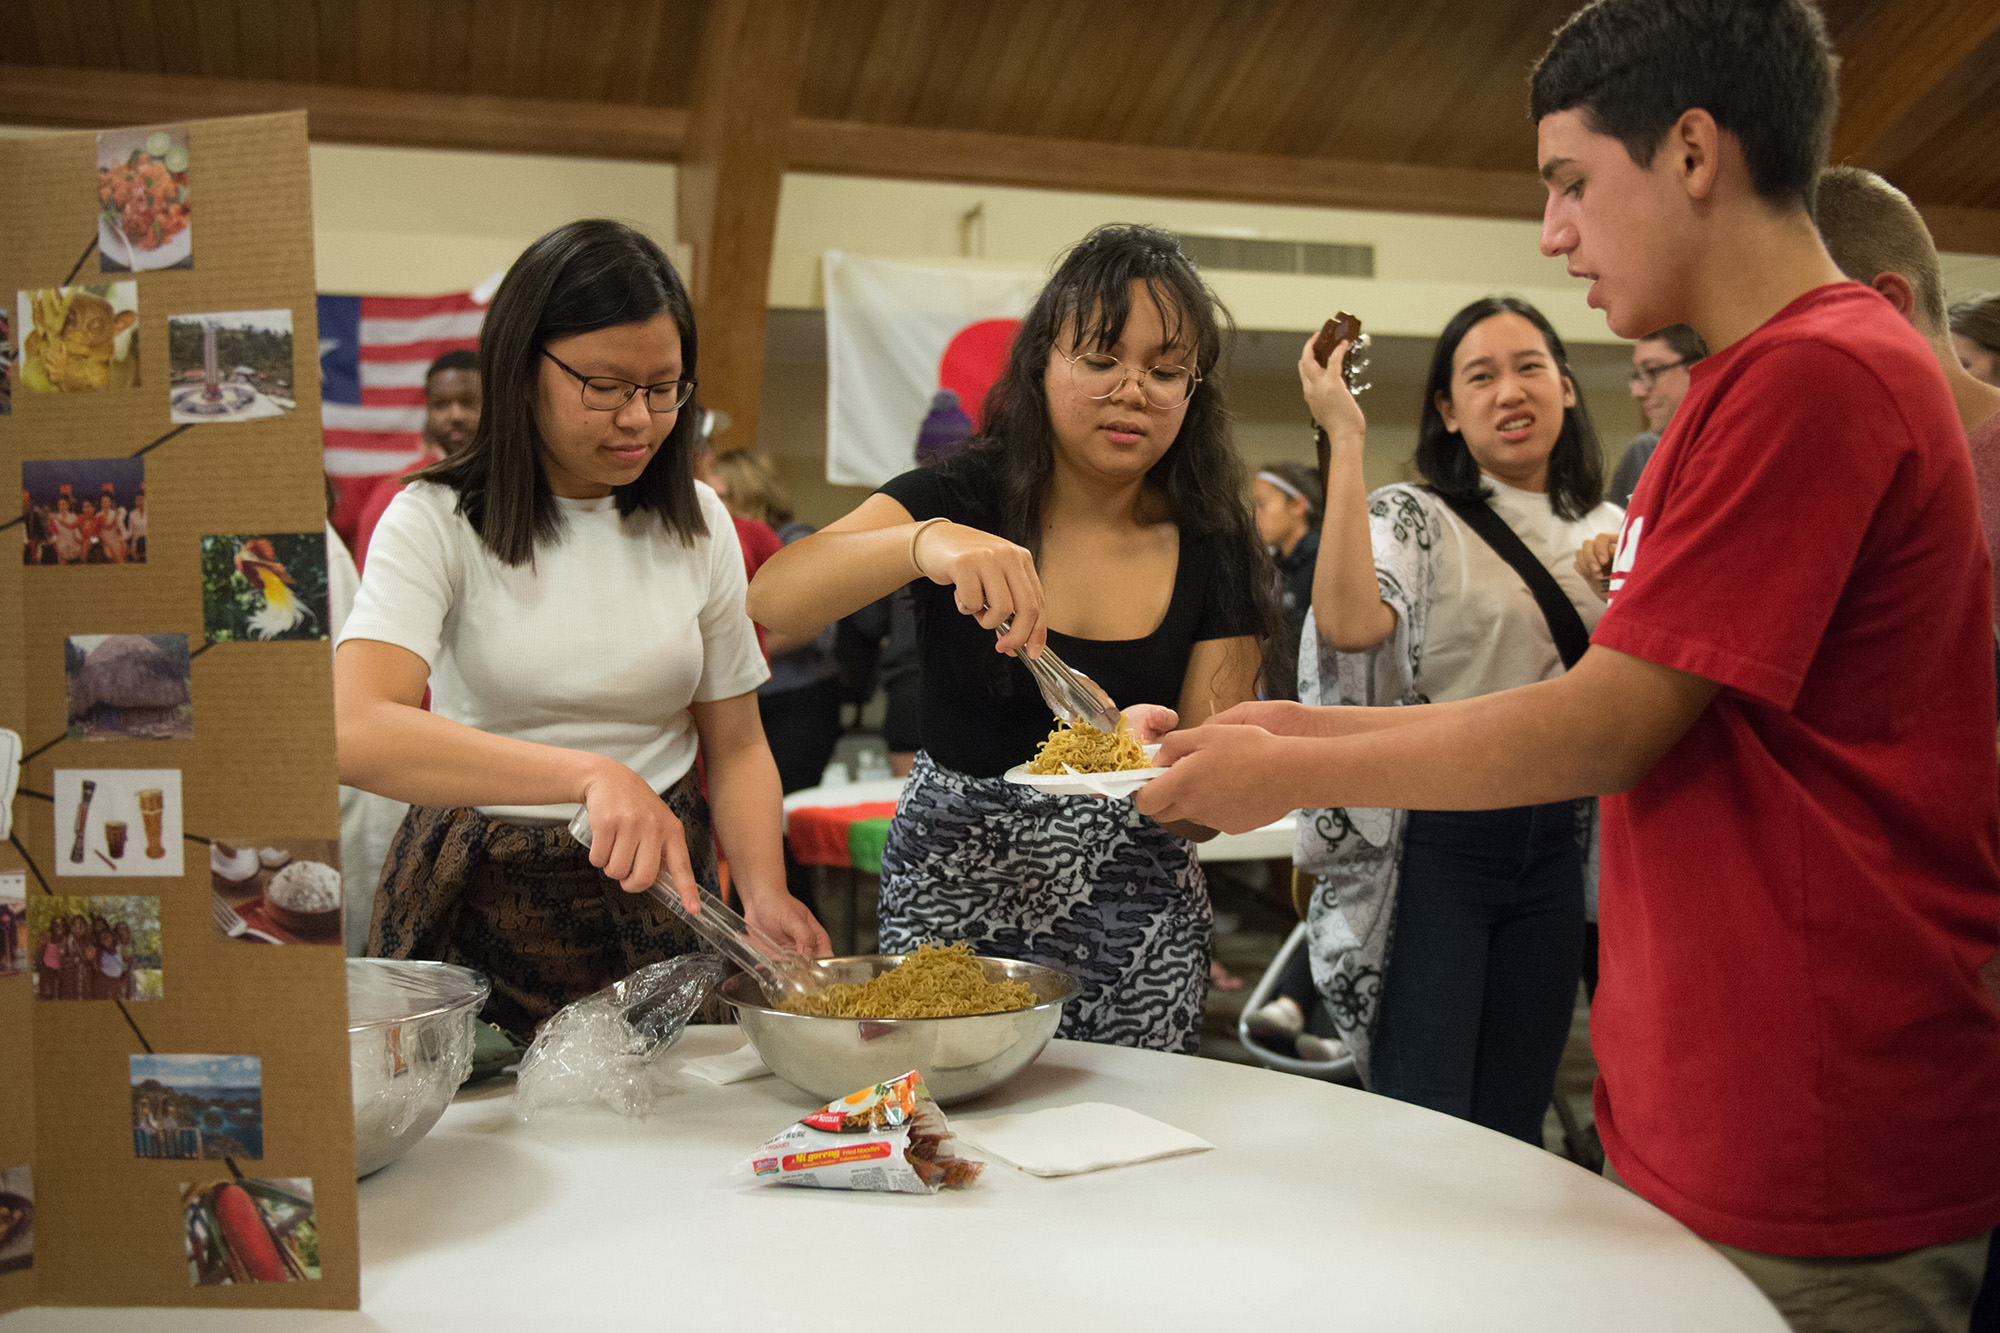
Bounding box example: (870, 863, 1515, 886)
(567, 810, 828, 1005)
(999, 619, 1122, 733)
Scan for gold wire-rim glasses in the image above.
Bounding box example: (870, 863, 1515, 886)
(1058, 348, 1201, 410)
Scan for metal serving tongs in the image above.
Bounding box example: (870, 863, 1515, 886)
(567, 810, 829, 1006)
(999, 619, 1122, 733)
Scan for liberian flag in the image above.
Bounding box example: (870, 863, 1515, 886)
(316, 289, 487, 477)
(823, 251, 1039, 487)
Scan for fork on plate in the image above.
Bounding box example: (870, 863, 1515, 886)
(212, 894, 283, 945)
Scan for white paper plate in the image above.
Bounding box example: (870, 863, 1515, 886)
(1002, 745, 1164, 798)
(99, 211, 191, 273)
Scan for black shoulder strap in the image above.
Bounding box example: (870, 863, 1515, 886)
(1433, 490, 1592, 670)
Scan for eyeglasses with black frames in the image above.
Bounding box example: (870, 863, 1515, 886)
(543, 349, 696, 413)
(1628, 358, 1691, 391)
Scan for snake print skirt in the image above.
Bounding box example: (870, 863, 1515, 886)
(876, 751, 1211, 1053)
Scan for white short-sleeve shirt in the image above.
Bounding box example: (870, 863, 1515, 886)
(1414, 476, 1624, 704)
(337, 479, 768, 823)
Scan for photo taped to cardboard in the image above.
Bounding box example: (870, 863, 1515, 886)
(53, 769, 183, 878)
(98, 123, 191, 273)
(201, 534, 328, 642)
(22, 457, 146, 566)
(66, 634, 192, 741)
(26, 893, 162, 1000)
(16, 283, 140, 394)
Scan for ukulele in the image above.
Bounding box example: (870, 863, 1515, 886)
(1311, 311, 1370, 493)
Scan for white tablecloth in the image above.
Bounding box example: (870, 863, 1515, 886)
(6, 1030, 1782, 1331)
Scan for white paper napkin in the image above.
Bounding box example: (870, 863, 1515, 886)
(954, 1102, 1212, 1176)
(679, 1042, 770, 1085)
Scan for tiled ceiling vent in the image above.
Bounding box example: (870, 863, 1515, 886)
(1172, 233, 1375, 278)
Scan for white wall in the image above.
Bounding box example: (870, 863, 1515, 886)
(307, 143, 683, 294)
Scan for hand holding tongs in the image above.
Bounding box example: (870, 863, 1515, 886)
(568, 810, 828, 1005)
(999, 619, 1122, 733)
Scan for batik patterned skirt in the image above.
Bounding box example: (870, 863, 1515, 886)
(877, 751, 1211, 1053)
(366, 769, 713, 1040)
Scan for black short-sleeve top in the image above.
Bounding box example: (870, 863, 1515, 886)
(877, 450, 1258, 779)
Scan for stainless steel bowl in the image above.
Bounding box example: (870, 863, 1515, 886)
(719, 955, 1077, 1106)
(348, 958, 489, 1178)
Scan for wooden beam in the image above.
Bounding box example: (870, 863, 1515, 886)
(674, 0, 816, 453)
(0, 64, 686, 161)
(5, 61, 1993, 258)
(1830, 0, 2000, 166)
(1917, 204, 2000, 258)
(787, 117, 1551, 222)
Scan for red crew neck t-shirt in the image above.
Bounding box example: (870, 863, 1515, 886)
(1591, 283, 2000, 1257)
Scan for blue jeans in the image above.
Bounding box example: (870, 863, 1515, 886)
(1371, 801, 1587, 1144)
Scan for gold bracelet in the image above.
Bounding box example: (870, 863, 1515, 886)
(908, 517, 948, 577)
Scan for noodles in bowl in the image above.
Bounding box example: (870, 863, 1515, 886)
(783, 941, 1038, 1018)
(722, 953, 1077, 1103)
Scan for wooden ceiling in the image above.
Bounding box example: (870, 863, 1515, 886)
(2, 0, 1996, 248)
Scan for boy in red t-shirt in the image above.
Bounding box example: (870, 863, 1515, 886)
(1138, 0, 2000, 1324)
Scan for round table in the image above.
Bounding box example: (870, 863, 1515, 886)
(6, 1029, 1784, 1331)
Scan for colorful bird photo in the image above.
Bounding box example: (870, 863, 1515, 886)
(200, 533, 330, 643)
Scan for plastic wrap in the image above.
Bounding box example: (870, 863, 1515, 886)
(348, 958, 488, 1177)
(515, 954, 726, 1119)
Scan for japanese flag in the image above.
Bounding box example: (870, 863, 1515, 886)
(823, 251, 1042, 486)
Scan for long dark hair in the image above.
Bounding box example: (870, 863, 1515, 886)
(1414, 296, 1603, 521)
(420, 219, 705, 566)
(939, 224, 1277, 669)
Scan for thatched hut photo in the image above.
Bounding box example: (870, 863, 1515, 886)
(65, 634, 193, 741)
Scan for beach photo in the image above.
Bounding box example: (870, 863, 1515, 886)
(16, 283, 140, 394)
(168, 309, 293, 423)
(183, 1177, 318, 1285)
(66, 634, 193, 741)
(201, 534, 329, 642)
(22, 457, 147, 565)
(132, 1055, 262, 1160)
(211, 838, 342, 946)
(98, 123, 191, 273)
(26, 893, 162, 1001)
(53, 768, 184, 878)
(0, 1166, 31, 1276)
(0, 871, 24, 977)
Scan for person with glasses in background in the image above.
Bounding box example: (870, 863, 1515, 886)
(750, 225, 1274, 1051)
(1607, 324, 1706, 507)
(335, 219, 828, 1040)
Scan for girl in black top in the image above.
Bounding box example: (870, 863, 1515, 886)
(751, 225, 1273, 1050)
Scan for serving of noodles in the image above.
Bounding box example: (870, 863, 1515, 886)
(1025, 715, 1153, 775)
(783, 941, 1039, 1018)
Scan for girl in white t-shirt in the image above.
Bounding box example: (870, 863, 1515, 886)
(1294, 297, 1622, 1144)
(336, 219, 828, 1037)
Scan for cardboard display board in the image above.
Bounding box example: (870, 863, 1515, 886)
(0, 111, 357, 1313)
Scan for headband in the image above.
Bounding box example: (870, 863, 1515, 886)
(1256, 471, 1305, 502)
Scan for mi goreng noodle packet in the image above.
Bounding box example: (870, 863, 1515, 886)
(748, 1071, 983, 1194)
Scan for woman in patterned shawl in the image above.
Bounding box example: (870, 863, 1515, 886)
(1294, 297, 1622, 1143)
